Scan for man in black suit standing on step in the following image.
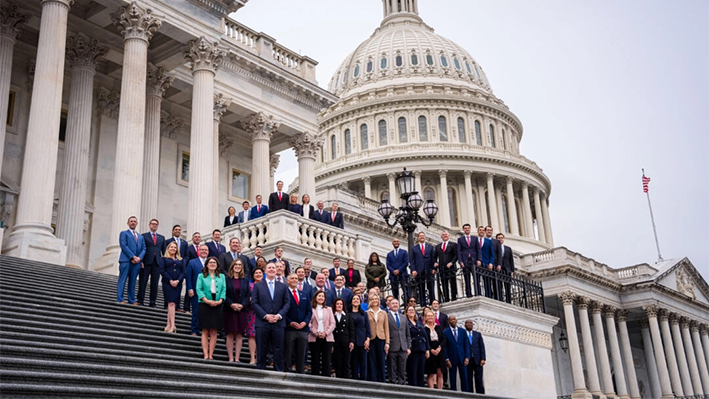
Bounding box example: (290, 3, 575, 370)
(138, 219, 164, 307)
(327, 202, 344, 229)
(434, 230, 458, 302)
(252, 262, 291, 371)
(268, 180, 289, 212)
(495, 233, 515, 303)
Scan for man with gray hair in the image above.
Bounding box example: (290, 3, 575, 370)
(387, 298, 410, 384)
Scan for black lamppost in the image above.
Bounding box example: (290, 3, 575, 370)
(377, 168, 439, 251)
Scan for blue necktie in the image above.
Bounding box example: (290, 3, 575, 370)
(469, 332, 473, 345)
(269, 281, 274, 300)
(395, 313, 400, 328)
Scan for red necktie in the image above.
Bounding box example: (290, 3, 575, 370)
(258, 205, 261, 212)
(195, 245, 198, 254)
(442, 242, 446, 252)
(466, 236, 470, 246)
(152, 233, 156, 245)
(479, 238, 483, 249)
(278, 192, 282, 201)
(293, 289, 299, 305)
(332, 212, 335, 222)
(421, 244, 425, 255)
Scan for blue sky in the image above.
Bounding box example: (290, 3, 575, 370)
(235, 0, 708, 279)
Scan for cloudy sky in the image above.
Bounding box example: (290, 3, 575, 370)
(235, 1, 708, 279)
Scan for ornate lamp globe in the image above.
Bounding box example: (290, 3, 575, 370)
(377, 199, 394, 218)
(407, 193, 423, 209)
(396, 168, 415, 196)
(422, 200, 438, 219)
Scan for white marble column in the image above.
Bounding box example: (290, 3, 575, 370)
(639, 319, 664, 399)
(463, 171, 476, 226)
(4, 0, 74, 264)
(245, 112, 278, 202)
(387, 172, 398, 204)
(0, 4, 27, 181)
(669, 313, 695, 397)
(213, 93, 231, 227)
(658, 308, 685, 397)
(604, 306, 630, 399)
(577, 297, 603, 396)
(616, 310, 640, 399)
(291, 131, 322, 202)
(414, 170, 422, 195)
(476, 178, 487, 226)
(702, 325, 709, 378)
(643, 306, 676, 399)
(486, 173, 499, 231)
(592, 301, 616, 397)
(494, 185, 504, 232)
(55, 36, 106, 268)
(140, 64, 172, 228)
(521, 182, 534, 238)
(532, 187, 546, 244)
(541, 192, 554, 246)
(680, 317, 704, 396)
(691, 321, 709, 395)
(505, 177, 519, 236)
(269, 153, 279, 195)
(184, 37, 224, 236)
(362, 177, 372, 199)
(438, 170, 451, 226)
(559, 292, 591, 397)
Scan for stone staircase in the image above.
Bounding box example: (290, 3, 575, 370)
(0, 255, 507, 398)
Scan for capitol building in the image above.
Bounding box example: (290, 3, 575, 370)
(0, 1, 707, 399)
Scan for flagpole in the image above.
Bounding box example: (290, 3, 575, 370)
(643, 169, 663, 262)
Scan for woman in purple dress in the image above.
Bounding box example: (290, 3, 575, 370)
(224, 259, 250, 362)
(246, 268, 263, 364)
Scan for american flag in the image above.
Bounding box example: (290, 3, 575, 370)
(642, 173, 651, 193)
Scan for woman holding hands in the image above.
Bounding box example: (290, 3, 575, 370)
(224, 259, 250, 362)
(308, 290, 336, 376)
(158, 241, 184, 333)
(196, 256, 226, 360)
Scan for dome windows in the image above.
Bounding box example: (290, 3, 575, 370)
(474, 120, 482, 145)
(489, 124, 496, 148)
(398, 117, 408, 143)
(465, 61, 472, 74)
(440, 55, 449, 68)
(411, 54, 419, 66)
(353, 64, 360, 78)
(366, 60, 373, 73)
(395, 55, 403, 67)
(474, 64, 481, 79)
(331, 135, 337, 159)
(418, 116, 428, 141)
(379, 120, 388, 146)
(457, 117, 466, 143)
(426, 54, 434, 66)
(360, 124, 369, 150)
(344, 129, 352, 155)
(453, 58, 461, 70)
(501, 129, 506, 150)
(381, 57, 388, 69)
(438, 116, 448, 142)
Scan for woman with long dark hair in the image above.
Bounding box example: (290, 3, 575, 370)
(196, 256, 226, 360)
(406, 304, 429, 387)
(224, 259, 250, 362)
(349, 294, 371, 380)
(245, 268, 263, 364)
(332, 297, 354, 378)
(308, 290, 336, 376)
(365, 252, 387, 291)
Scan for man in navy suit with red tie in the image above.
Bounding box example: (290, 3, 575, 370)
(386, 238, 409, 301)
(477, 226, 496, 298)
(434, 230, 458, 302)
(252, 262, 291, 371)
(284, 273, 311, 374)
(138, 219, 164, 307)
(206, 229, 226, 259)
(311, 200, 330, 224)
(409, 232, 436, 305)
(457, 224, 480, 298)
(268, 181, 289, 212)
(250, 195, 269, 219)
(328, 202, 344, 229)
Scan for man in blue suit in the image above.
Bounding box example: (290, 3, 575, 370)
(138, 218, 164, 307)
(284, 273, 312, 374)
(476, 226, 496, 298)
(444, 315, 470, 392)
(250, 195, 268, 219)
(332, 275, 353, 311)
(311, 200, 330, 224)
(185, 244, 208, 336)
(183, 232, 202, 313)
(237, 201, 251, 223)
(386, 238, 409, 301)
(328, 202, 344, 229)
(465, 319, 486, 394)
(457, 223, 481, 298)
(252, 262, 291, 371)
(206, 229, 226, 259)
(409, 232, 436, 305)
(117, 216, 146, 305)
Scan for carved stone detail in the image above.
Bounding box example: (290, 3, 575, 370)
(603, 305, 617, 318)
(213, 93, 231, 121)
(471, 317, 553, 349)
(558, 291, 575, 306)
(184, 36, 225, 73)
(269, 153, 280, 177)
(643, 305, 659, 318)
(243, 111, 279, 142)
(218, 132, 234, 157)
(576, 296, 591, 310)
(290, 131, 324, 160)
(66, 35, 107, 70)
(676, 267, 696, 300)
(679, 316, 690, 329)
(615, 309, 628, 322)
(657, 307, 670, 322)
(0, 4, 29, 40)
(146, 63, 173, 97)
(689, 320, 700, 332)
(27, 59, 35, 92)
(591, 300, 605, 314)
(160, 111, 184, 139)
(111, 1, 162, 42)
(699, 324, 709, 335)
(668, 312, 680, 325)
(639, 319, 650, 329)
(96, 88, 120, 119)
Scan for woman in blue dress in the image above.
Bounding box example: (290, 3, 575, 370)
(158, 241, 185, 333)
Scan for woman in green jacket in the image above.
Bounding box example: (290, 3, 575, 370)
(196, 256, 226, 360)
(365, 252, 387, 291)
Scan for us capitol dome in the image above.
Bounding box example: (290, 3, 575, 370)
(314, 0, 553, 254)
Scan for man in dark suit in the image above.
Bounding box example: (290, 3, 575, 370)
(434, 230, 458, 302)
(477, 226, 496, 298)
(495, 233, 515, 303)
(312, 273, 335, 307)
(248, 246, 263, 271)
(270, 246, 290, 276)
(138, 218, 164, 307)
(328, 257, 344, 281)
(183, 232, 202, 313)
(219, 237, 250, 276)
(117, 216, 146, 305)
(332, 275, 353, 311)
(311, 200, 330, 224)
(164, 224, 188, 260)
(465, 319, 486, 394)
(301, 259, 318, 288)
(185, 244, 208, 335)
(252, 262, 291, 371)
(386, 238, 409, 301)
(206, 229, 226, 259)
(250, 195, 268, 219)
(409, 231, 436, 306)
(268, 180, 289, 212)
(328, 202, 344, 229)
(457, 223, 480, 298)
(444, 315, 470, 392)
(284, 273, 311, 374)
(485, 226, 502, 267)
(343, 258, 361, 289)
(237, 201, 251, 223)
(386, 298, 410, 385)
(294, 266, 313, 296)
(431, 300, 448, 328)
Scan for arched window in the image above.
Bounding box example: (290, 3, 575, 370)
(474, 64, 481, 79)
(360, 124, 368, 150)
(489, 124, 496, 148)
(395, 55, 403, 67)
(474, 120, 482, 145)
(330, 135, 337, 159)
(380, 191, 390, 202)
(457, 117, 466, 143)
(438, 116, 448, 142)
(398, 117, 408, 143)
(426, 54, 434, 66)
(501, 195, 510, 233)
(353, 64, 360, 77)
(453, 58, 461, 70)
(448, 187, 459, 227)
(411, 54, 419, 65)
(440, 56, 448, 68)
(381, 57, 388, 69)
(344, 129, 352, 155)
(366, 61, 373, 73)
(501, 129, 506, 150)
(418, 116, 428, 141)
(334, 73, 340, 88)
(379, 119, 388, 146)
(423, 187, 435, 201)
(465, 62, 472, 74)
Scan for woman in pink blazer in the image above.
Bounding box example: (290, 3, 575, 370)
(308, 290, 336, 377)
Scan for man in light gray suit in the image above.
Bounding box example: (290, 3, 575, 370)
(386, 298, 411, 384)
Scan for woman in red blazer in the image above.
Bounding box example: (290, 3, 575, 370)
(308, 290, 336, 377)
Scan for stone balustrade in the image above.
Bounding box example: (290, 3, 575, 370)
(223, 18, 257, 49)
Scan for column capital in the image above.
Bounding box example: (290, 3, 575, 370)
(521, 181, 529, 189)
(213, 93, 232, 121)
(146, 63, 173, 98)
(657, 307, 670, 321)
(558, 291, 576, 306)
(218, 132, 234, 157)
(386, 172, 397, 180)
(699, 324, 709, 336)
(668, 312, 681, 325)
(639, 318, 650, 329)
(0, 4, 29, 40)
(96, 88, 120, 119)
(243, 111, 279, 142)
(603, 305, 617, 318)
(41, 0, 75, 8)
(362, 176, 371, 184)
(414, 170, 422, 178)
(111, 1, 162, 43)
(689, 320, 700, 332)
(159, 111, 184, 139)
(486, 172, 495, 180)
(679, 316, 690, 329)
(643, 304, 660, 318)
(576, 295, 592, 310)
(184, 36, 225, 73)
(616, 309, 628, 322)
(438, 169, 448, 178)
(290, 131, 323, 160)
(591, 300, 605, 314)
(463, 170, 472, 178)
(66, 35, 107, 70)
(505, 176, 514, 185)
(269, 153, 280, 177)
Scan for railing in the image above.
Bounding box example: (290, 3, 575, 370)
(616, 266, 638, 279)
(224, 18, 257, 50)
(272, 44, 301, 73)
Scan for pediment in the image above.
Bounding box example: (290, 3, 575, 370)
(655, 258, 709, 304)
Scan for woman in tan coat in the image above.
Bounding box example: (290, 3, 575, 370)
(366, 294, 389, 382)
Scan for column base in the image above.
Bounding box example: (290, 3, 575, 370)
(92, 244, 120, 275)
(2, 224, 67, 265)
(590, 392, 606, 399)
(570, 390, 595, 399)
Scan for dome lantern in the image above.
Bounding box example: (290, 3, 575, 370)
(382, 0, 418, 18)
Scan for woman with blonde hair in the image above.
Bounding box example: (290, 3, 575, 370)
(365, 293, 389, 382)
(224, 259, 251, 362)
(196, 256, 226, 360)
(288, 193, 302, 215)
(158, 241, 184, 333)
(423, 308, 446, 388)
